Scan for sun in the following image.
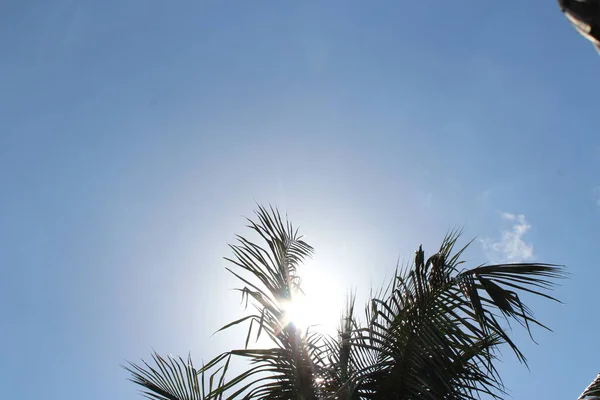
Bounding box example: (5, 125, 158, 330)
(282, 296, 312, 330)
(282, 260, 342, 335)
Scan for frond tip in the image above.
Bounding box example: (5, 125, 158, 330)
(123, 351, 230, 400)
(579, 373, 600, 400)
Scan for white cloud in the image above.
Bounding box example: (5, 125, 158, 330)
(481, 213, 534, 262)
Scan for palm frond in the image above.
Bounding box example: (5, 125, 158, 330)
(209, 205, 321, 399)
(351, 230, 566, 399)
(312, 293, 366, 399)
(579, 373, 600, 399)
(124, 351, 229, 400)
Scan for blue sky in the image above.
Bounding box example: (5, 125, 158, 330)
(1, 1, 599, 399)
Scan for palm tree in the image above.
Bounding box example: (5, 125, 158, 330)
(125, 205, 565, 400)
(579, 374, 600, 399)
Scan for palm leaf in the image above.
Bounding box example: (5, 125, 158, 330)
(124, 351, 229, 400)
(351, 230, 565, 399)
(579, 373, 600, 399)
(207, 205, 321, 399)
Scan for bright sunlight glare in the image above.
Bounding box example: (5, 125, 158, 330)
(283, 259, 344, 335)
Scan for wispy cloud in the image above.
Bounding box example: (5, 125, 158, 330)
(481, 213, 534, 262)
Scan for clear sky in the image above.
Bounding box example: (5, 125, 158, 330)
(1, 1, 599, 399)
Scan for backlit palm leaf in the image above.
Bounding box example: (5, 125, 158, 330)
(208, 205, 320, 399)
(351, 231, 564, 399)
(124, 351, 229, 400)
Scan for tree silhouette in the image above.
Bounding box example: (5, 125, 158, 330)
(125, 205, 565, 399)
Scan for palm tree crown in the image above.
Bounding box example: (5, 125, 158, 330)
(125, 205, 566, 400)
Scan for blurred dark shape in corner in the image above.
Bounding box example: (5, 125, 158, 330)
(558, 0, 600, 54)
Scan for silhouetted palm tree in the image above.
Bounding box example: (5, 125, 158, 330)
(579, 374, 600, 399)
(125, 205, 565, 399)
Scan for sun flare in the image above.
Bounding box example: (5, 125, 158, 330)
(282, 260, 342, 335)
